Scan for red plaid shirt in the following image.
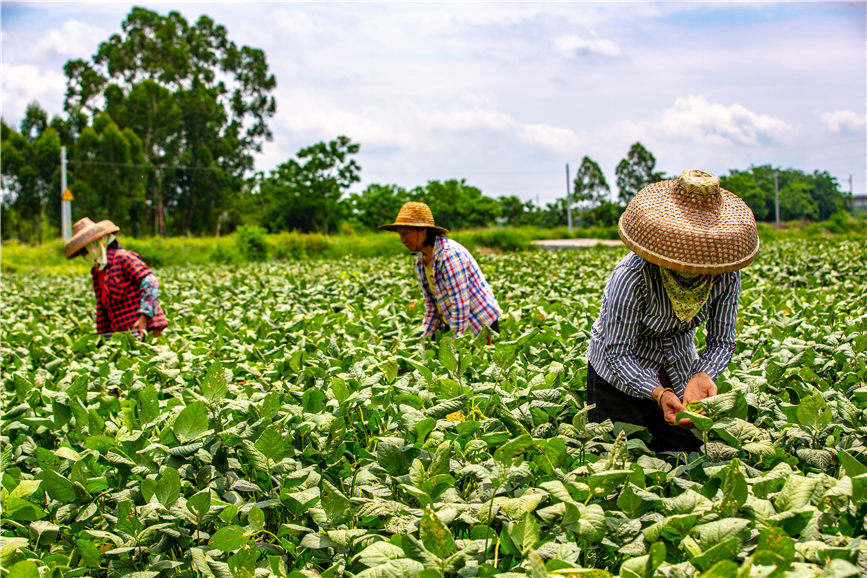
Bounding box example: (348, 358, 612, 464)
(416, 236, 500, 337)
(92, 248, 168, 334)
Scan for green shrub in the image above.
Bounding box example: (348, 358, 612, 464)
(235, 225, 270, 262)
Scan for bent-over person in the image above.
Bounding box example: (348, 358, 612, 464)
(586, 170, 759, 453)
(380, 202, 501, 340)
(64, 218, 167, 339)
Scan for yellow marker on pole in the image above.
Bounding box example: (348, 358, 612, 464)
(62, 188, 74, 201)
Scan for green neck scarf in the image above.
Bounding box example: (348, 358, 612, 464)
(659, 268, 714, 323)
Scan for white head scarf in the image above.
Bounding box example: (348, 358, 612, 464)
(83, 233, 116, 270)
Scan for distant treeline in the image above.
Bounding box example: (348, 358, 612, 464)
(0, 7, 855, 243)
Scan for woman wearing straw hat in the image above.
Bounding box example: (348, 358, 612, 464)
(586, 170, 759, 453)
(381, 202, 501, 340)
(64, 218, 167, 339)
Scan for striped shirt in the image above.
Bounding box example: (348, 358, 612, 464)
(586, 252, 740, 399)
(416, 236, 501, 337)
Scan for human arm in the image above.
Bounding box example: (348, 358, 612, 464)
(437, 247, 471, 336)
(686, 272, 739, 403)
(600, 267, 663, 399)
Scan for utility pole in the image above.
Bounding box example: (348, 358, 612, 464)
(773, 171, 780, 226)
(60, 146, 73, 241)
(566, 163, 572, 233)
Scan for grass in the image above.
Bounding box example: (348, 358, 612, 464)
(2, 217, 865, 275)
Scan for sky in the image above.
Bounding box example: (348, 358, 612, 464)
(2, 1, 865, 204)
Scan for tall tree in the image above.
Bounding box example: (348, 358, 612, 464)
(349, 183, 409, 230)
(62, 7, 276, 235)
(615, 142, 663, 204)
(1, 104, 61, 242)
(296, 136, 361, 235)
(573, 156, 610, 205)
(261, 136, 361, 234)
(411, 179, 500, 230)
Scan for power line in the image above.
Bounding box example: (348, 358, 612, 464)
(67, 159, 226, 173)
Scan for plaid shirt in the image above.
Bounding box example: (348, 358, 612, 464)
(92, 248, 168, 333)
(415, 236, 500, 337)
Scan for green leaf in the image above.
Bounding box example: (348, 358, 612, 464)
(155, 467, 180, 508)
(839, 450, 867, 477)
(354, 541, 407, 567)
(187, 490, 212, 521)
(209, 525, 248, 552)
(38, 468, 76, 502)
(7, 561, 39, 578)
(675, 410, 713, 431)
(201, 361, 228, 403)
(795, 393, 831, 430)
(564, 503, 606, 543)
(438, 338, 458, 374)
(718, 458, 747, 517)
(419, 506, 458, 559)
(321, 480, 351, 525)
(774, 475, 817, 512)
(255, 425, 286, 462)
(173, 401, 210, 443)
(493, 433, 533, 465)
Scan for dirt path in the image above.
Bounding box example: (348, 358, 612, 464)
(533, 238, 622, 250)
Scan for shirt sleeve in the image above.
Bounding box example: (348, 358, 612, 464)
(418, 258, 440, 337)
(92, 273, 110, 334)
(439, 246, 471, 336)
(138, 274, 160, 319)
(118, 251, 152, 285)
(601, 266, 663, 399)
(692, 271, 740, 379)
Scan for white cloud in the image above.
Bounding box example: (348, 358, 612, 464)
(35, 19, 106, 60)
(820, 110, 866, 133)
(519, 123, 582, 153)
(273, 90, 581, 155)
(1, 64, 67, 123)
(553, 34, 621, 58)
(619, 95, 796, 147)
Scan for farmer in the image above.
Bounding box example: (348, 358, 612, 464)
(380, 202, 501, 340)
(586, 169, 759, 453)
(64, 218, 167, 339)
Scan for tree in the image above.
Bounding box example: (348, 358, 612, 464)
(261, 136, 361, 234)
(68, 112, 150, 235)
(615, 142, 664, 204)
(719, 165, 847, 222)
(1, 105, 61, 242)
(349, 183, 409, 230)
(62, 7, 277, 235)
(573, 156, 610, 206)
(411, 179, 500, 230)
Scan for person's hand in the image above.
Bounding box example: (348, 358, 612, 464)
(683, 372, 717, 406)
(132, 314, 148, 340)
(654, 386, 693, 429)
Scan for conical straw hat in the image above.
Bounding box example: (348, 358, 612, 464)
(618, 169, 759, 275)
(64, 217, 119, 259)
(379, 202, 449, 235)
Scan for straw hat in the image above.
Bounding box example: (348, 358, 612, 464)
(618, 169, 759, 275)
(64, 218, 119, 259)
(379, 202, 449, 235)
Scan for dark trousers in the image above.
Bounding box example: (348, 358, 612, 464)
(586, 363, 702, 454)
(436, 318, 499, 340)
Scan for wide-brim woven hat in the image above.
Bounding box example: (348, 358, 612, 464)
(618, 169, 759, 275)
(64, 217, 119, 259)
(379, 202, 449, 235)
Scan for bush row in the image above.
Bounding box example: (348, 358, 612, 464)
(2, 217, 864, 275)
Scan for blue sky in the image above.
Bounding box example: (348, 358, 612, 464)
(2, 1, 865, 203)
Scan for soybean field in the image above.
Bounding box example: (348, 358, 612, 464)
(2, 239, 866, 577)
